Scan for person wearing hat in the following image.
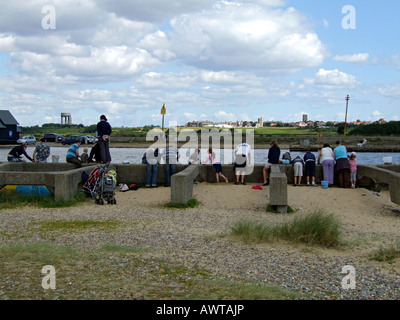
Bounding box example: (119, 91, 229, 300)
(33, 138, 50, 163)
(7, 143, 34, 162)
(96, 114, 112, 164)
(66, 138, 82, 168)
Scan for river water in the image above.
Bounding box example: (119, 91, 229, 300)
(1, 146, 399, 165)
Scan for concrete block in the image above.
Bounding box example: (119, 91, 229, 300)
(269, 165, 288, 213)
(171, 165, 200, 204)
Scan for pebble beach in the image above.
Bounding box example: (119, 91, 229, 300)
(1, 182, 400, 300)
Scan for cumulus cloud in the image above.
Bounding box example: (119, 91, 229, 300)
(314, 69, 360, 88)
(168, 3, 326, 72)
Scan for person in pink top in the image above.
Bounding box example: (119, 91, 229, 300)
(349, 152, 358, 188)
(205, 148, 229, 184)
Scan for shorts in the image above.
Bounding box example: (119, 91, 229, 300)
(265, 162, 272, 169)
(293, 162, 303, 176)
(235, 167, 247, 175)
(213, 163, 222, 173)
(305, 162, 315, 177)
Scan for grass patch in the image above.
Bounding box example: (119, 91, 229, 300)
(231, 208, 342, 248)
(0, 190, 89, 210)
(164, 198, 200, 209)
(370, 240, 400, 263)
(0, 241, 78, 266)
(0, 241, 301, 300)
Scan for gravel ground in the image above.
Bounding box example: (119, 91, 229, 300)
(1, 183, 400, 300)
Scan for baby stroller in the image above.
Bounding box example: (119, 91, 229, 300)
(82, 164, 117, 205)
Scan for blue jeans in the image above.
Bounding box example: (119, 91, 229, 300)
(146, 162, 159, 187)
(164, 158, 177, 187)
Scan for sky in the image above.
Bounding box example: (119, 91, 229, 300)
(0, 0, 399, 127)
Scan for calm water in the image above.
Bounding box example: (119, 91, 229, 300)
(1, 146, 399, 165)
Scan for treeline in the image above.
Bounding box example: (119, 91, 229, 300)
(348, 121, 400, 136)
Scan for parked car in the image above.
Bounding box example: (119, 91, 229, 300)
(43, 133, 64, 142)
(17, 136, 36, 145)
(62, 135, 88, 145)
(86, 136, 97, 144)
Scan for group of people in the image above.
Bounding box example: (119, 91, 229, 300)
(7, 138, 50, 163)
(66, 114, 112, 167)
(143, 142, 252, 188)
(318, 140, 357, 189)
(262, 139, 357, 188)
(6, 115, 112, 168)
(7, 118, 358, 189)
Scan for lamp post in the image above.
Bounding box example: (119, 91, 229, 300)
(344, 95, 350, 136)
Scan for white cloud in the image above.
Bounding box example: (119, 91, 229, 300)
(236, 0, 286, 7)
(378, 82, 400, 98)
(314, 69, 360, 88)
(372, 110, 383, 120)
(333, 53, 370, 63)
(168, 3, 326, 72)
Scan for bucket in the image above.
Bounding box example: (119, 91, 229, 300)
(52, 155, 59, 163)
(321, 181, 329, 189)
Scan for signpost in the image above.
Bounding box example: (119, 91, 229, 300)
(161, 103, 166, 131)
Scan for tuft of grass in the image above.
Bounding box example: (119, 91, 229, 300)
(0, 190, 89, 210)
(164, 198, 200, 209)
(231, 208, 342, 248)
(370, 240, 400, 263)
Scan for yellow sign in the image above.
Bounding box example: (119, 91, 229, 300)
(161, 105, 166, 115)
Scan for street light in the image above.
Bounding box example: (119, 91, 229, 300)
(344, 95, 350, 136)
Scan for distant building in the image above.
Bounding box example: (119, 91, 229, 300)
(296, 121, 308, 128)
(258, 117, 263, 128)
(0, 110, 20, 144)
(302, 114, 308, 123)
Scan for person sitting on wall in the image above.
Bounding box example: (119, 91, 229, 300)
(66, 139, 82, 168)
(7, 143, 34, 162)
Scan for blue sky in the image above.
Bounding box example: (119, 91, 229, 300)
(0, 0, 399, 127)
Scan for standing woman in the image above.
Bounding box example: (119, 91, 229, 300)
(317, 143, 335, 187)
(333, 140, 351, 188)
(97, 115, 112, 164)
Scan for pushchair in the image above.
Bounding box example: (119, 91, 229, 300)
(82, 164, 117, 205)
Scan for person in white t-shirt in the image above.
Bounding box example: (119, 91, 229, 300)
(234, 143, 251, 185)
